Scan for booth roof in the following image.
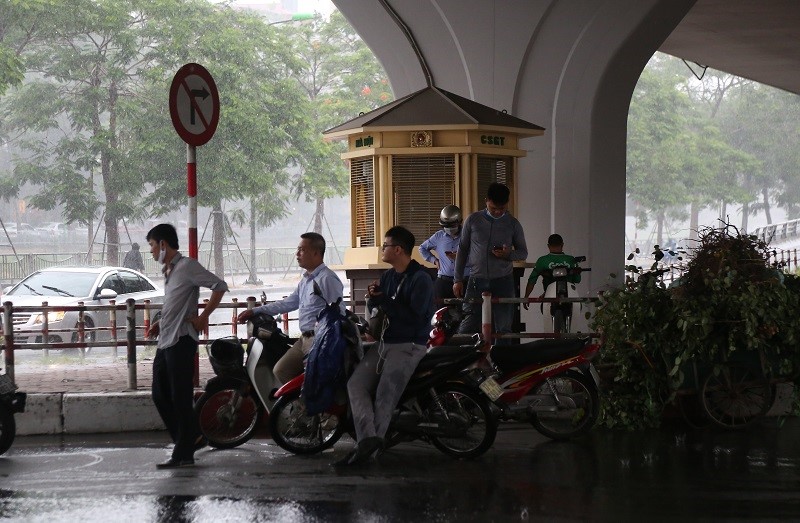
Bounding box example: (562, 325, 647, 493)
(323, 85, 545, 138)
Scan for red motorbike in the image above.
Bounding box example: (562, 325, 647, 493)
(430, 304, 601, 440)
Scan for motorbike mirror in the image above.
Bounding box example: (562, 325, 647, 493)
(574, 256, 586, 263)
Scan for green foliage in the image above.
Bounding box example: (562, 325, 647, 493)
(592, 224, 800, 429)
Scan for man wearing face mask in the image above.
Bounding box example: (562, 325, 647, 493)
(146, 223, 228, 469)
(453, 183, 528, 341)
(419, 205, 470, 303)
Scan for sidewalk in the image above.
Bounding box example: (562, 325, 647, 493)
(11, 357, 215, 394)
(10, 357, 217, 436)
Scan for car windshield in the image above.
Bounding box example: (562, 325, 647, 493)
(8, 271, 99, 298)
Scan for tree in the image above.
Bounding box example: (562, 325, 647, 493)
(283, 11, 392, 236)
(1, 0, 194, 263)
(718, 83, 800, 224)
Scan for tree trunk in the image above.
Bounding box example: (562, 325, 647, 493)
(762, 186, 773, 224)
(245, 198, 260, 284)
(314, 197, 324, 234)
(741, 201, 750, 233)
(656, 211, 664, 247)
(689, 201, 700, 241)
(212, 203, 225, 279)
(719, 200, 728, 223)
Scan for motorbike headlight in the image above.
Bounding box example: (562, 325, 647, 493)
(552, 267, 568, 278)
(33, 311, 66, 325)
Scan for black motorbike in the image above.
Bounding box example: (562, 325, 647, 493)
(0, 374, 27, 455)
(268, 313, 498, 460)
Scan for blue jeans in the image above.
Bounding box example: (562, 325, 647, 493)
(457, 275, 515, 344)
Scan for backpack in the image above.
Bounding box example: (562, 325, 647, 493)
(302, 297, 351, 415)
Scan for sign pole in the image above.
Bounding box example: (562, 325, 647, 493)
(187, 144, 198, 260)
(187, 144, 199, 385)
(170, 63, 219, 388)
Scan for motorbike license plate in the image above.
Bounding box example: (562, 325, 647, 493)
(479, 377, 504, 401)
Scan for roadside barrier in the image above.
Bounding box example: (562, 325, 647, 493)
(1, 292, 598, 390)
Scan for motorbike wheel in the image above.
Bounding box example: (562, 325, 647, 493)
(427, 384, 498, 459)
(530, 370, 599, 440)
(194, 380, 263, 449)
(0, 404, 16, 455)
(269, 389, 344, 455)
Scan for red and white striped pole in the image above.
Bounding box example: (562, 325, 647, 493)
(187, 143, 200, 386)
(187, 144, 198, 259)
(481, 291, 492, 352)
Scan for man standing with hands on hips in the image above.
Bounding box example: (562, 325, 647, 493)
(419, 204, 470, 303)
(146, 223, 228, 469)
(453, 183, 528, 342)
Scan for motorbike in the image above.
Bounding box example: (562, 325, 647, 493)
(194, 312, 290, 449)
(542, 256, 590, 333)
(430, 303, 601, 440)
(268, 312, 499, 459)
(0, 373, 27, 455)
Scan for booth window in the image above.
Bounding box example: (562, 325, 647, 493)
(392, 155, 456, 242)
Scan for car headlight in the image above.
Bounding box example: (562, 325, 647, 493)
(33, 311, 66, 325)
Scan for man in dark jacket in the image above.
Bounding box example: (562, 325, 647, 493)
(335, 226, 434, 466)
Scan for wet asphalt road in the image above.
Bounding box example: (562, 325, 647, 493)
(2, 419, 800, 522)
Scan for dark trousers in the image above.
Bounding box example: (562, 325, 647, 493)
(152, 335, 200, 461)
(457, 275, 515, 344)
(434, 276, 455, 304)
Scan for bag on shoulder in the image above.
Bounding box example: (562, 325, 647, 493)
(367, 305, 388, 340)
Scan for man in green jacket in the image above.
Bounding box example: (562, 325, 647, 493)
(523, 233, 581, 312)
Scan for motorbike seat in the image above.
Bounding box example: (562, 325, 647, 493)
(415, 344, 475, 373)
(490, 337, 589, 372)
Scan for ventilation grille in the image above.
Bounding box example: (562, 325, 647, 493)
(477, 156, 514, 211)
(351, 158, 376, 247)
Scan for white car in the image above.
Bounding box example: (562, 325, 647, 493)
(2, 267, 164, 344)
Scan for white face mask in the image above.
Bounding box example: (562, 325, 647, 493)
(158, 244, 166, 264)
(444, 226, 460, 236)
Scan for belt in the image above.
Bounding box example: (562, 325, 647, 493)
(301, 330, 315, 338)
(437, 275, 454, 281)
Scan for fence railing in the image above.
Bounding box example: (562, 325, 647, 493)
(0, 246, 346, 287)
(752, 219, 800, 244)
(627, 247, 799, 284)
(1, 293, 601, 391)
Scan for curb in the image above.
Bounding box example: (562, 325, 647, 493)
(17, 392, 165, 435)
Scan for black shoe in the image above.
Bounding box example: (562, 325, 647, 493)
(194, 436, 208, 452)
(156, 458, 195, 469)
(332, 437, 383, 467)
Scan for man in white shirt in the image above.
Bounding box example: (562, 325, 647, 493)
(237, 232, 344, 384)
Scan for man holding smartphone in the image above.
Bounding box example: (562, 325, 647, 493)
(419, 205, 470, 303)
(453, 183, 528, 341)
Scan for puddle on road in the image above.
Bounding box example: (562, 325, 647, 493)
(0, 494, 413, 523)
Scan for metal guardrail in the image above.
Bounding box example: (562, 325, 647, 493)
(626, 247, 799, 284)
(0, 246, 346, 287)
(752, 219, 800, 244)
(1, 293, 599, 391)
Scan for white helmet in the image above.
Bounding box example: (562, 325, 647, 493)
(438, 205, 462, 227)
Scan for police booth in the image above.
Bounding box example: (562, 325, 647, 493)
(323, 86, 544, 331)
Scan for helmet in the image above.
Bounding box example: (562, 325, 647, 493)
(438, 205, 462, 227)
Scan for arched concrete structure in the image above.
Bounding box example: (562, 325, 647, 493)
(333, 0, 696, 327)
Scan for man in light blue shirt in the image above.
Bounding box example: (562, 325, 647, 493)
(419, 205, 470, 303)
(237, 232, 344, 384)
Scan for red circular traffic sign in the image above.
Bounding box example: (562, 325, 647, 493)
(169, 63, 220, 146)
